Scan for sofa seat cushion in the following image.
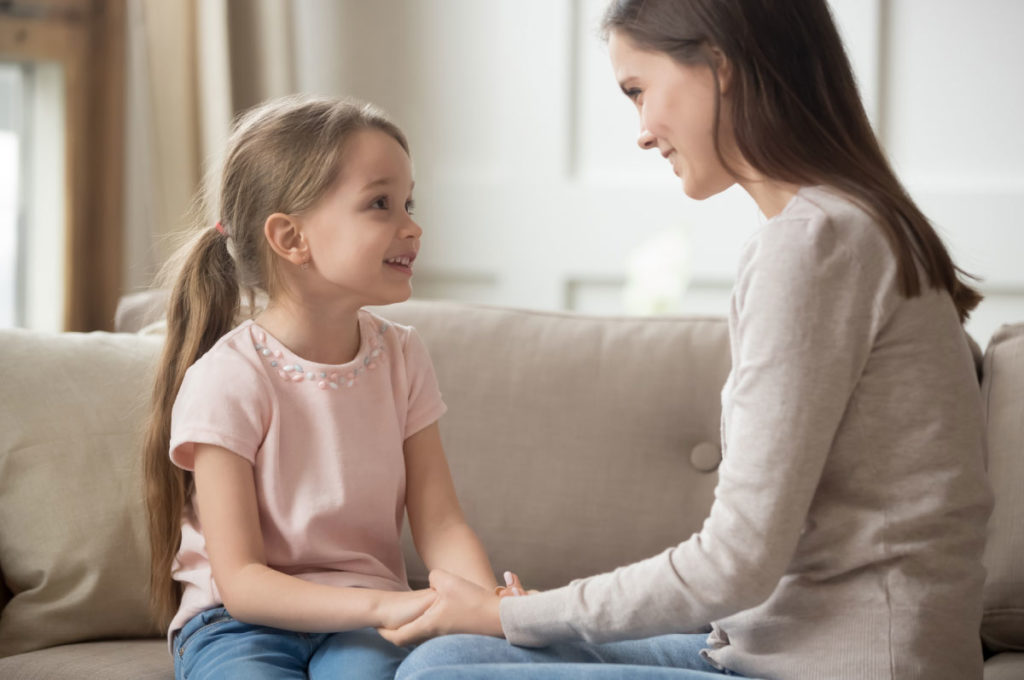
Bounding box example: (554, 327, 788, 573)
(981, 322, 1024, 653)
(0, 640, 170, 680)
(0, 330, 164, 657)
(985, 652, 1024, 680)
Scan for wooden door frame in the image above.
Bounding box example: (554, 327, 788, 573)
(0, 0, 125, 331)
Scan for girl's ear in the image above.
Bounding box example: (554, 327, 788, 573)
(264, 213, 309, 267)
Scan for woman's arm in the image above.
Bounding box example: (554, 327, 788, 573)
(193, 443, 436, 631)
(404, 422, 498, 590)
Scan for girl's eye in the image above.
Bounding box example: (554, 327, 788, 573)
(405, 200, 415, 215)
(372, 196, 390, 210)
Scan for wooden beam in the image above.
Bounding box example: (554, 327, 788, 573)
(0, 0, 126, 331)
(65, 0, 125, 331)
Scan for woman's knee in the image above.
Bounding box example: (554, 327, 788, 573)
(397, 635, 515, 678)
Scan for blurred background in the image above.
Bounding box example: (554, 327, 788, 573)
(1, 0, 1022, 345)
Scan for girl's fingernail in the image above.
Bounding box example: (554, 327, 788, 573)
(504, 571, 514, 586)
(512, 587, 522, 596)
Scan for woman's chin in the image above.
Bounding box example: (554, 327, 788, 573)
(681, 176, 733, 201)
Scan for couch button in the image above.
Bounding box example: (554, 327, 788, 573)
(690, 442, 721, 472)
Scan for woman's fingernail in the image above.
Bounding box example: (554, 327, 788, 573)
(504, 571, 514, 586)
(512, 587, 522, 596)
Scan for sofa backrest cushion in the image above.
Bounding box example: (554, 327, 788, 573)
(380, 300, 731, 590)
(981, 322, 1024, 653)
(0, 330, 164, 657)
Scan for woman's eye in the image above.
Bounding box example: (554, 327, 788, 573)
(625, 88, 642, 102)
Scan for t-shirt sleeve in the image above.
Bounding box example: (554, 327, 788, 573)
(169, 350, 270, 470)
(401, 327, 448, 439)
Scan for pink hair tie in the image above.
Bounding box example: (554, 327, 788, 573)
(214, 221, 225, 235)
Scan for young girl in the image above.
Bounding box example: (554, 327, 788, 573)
(384, 2, 993, 679)
(142, 95, 499, 679)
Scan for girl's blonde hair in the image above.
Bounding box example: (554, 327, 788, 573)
(143, 95, 409, 628)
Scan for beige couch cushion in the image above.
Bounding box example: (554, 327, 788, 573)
(980, 322, 1024, 653)
(382, 301, 731, 590)
(0, 640, 170, 679)
(0, 330, 164, 657)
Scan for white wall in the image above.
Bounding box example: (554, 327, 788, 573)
(292, 0, 1024, 346)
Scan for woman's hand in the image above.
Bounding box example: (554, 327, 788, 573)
(378, 569, 503, 646)
(495, 570, 533, 597)
(376, 588, 438, 630)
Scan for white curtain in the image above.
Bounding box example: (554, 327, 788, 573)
(122, 0, 297, 291)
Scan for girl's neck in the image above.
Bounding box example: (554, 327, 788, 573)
(255, 297, 362, 365)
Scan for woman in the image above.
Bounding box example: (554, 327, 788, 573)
(384, 2, 993, 678)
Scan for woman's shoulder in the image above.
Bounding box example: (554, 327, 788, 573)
(751, 186, 897, 271)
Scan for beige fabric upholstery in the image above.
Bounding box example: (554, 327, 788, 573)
(0, 299, 1020, 678)
(0, 330, 164, 657)
(381, 301, 730, 590)
(114, 290, 169, 334)
(984, 653, 1024, 680)
(0, 640, 170, 680)
(980, 322, 1024, 653)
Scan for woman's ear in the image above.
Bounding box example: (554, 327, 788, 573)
(708, 46, 733, 96)
(264, 213, 309, 267)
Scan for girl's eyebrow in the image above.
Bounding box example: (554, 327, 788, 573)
(360, 177, 395, 191)
(360, 177, 415, 192)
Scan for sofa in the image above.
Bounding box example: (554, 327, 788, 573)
(1, 296, 1021, 679)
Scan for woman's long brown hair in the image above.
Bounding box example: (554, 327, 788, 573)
(143, 96, 409, 628)
(603, 0, 981, 321)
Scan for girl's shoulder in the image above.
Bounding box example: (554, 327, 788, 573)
(358, 308, 436, 372)
(359, 308, 417, 349)
(182, 319, 271, 391)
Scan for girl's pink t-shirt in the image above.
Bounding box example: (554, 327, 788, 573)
(167, 309, 446, 637)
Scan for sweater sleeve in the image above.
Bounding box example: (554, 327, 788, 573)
(500, 211, 896, 646)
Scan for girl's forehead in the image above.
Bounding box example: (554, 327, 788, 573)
(338, 129, 413, 187)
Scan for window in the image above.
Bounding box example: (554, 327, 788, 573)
(0, 59, 66, 331)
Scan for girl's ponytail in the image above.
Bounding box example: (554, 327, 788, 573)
(143, 227, 238, 628)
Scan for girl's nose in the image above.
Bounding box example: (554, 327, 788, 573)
(404, 217, 423, 239)
(637, 127, 657, 150)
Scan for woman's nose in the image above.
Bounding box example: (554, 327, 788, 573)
(637, 127, 657, 150)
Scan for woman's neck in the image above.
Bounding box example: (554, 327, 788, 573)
(738, 176, 802, 219)
(255, 296, 361, 365)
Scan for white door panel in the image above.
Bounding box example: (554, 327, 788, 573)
(293, 0, 1024, 345)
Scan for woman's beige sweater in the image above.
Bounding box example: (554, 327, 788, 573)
(500, 186, 993, 680)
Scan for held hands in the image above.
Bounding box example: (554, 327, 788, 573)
(378, 569, 532, 646)
(377, 588, 439, 630)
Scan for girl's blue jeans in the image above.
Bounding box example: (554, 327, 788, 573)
(172, 606, 409, 680)
(395, 632, 751, 680)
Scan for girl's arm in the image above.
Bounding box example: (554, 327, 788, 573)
(193, 443, 436, 631)
(404, 422, 498, 590)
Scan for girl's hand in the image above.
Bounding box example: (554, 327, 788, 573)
(377, 588, 438, 630)
(378, 569, 503, 646)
